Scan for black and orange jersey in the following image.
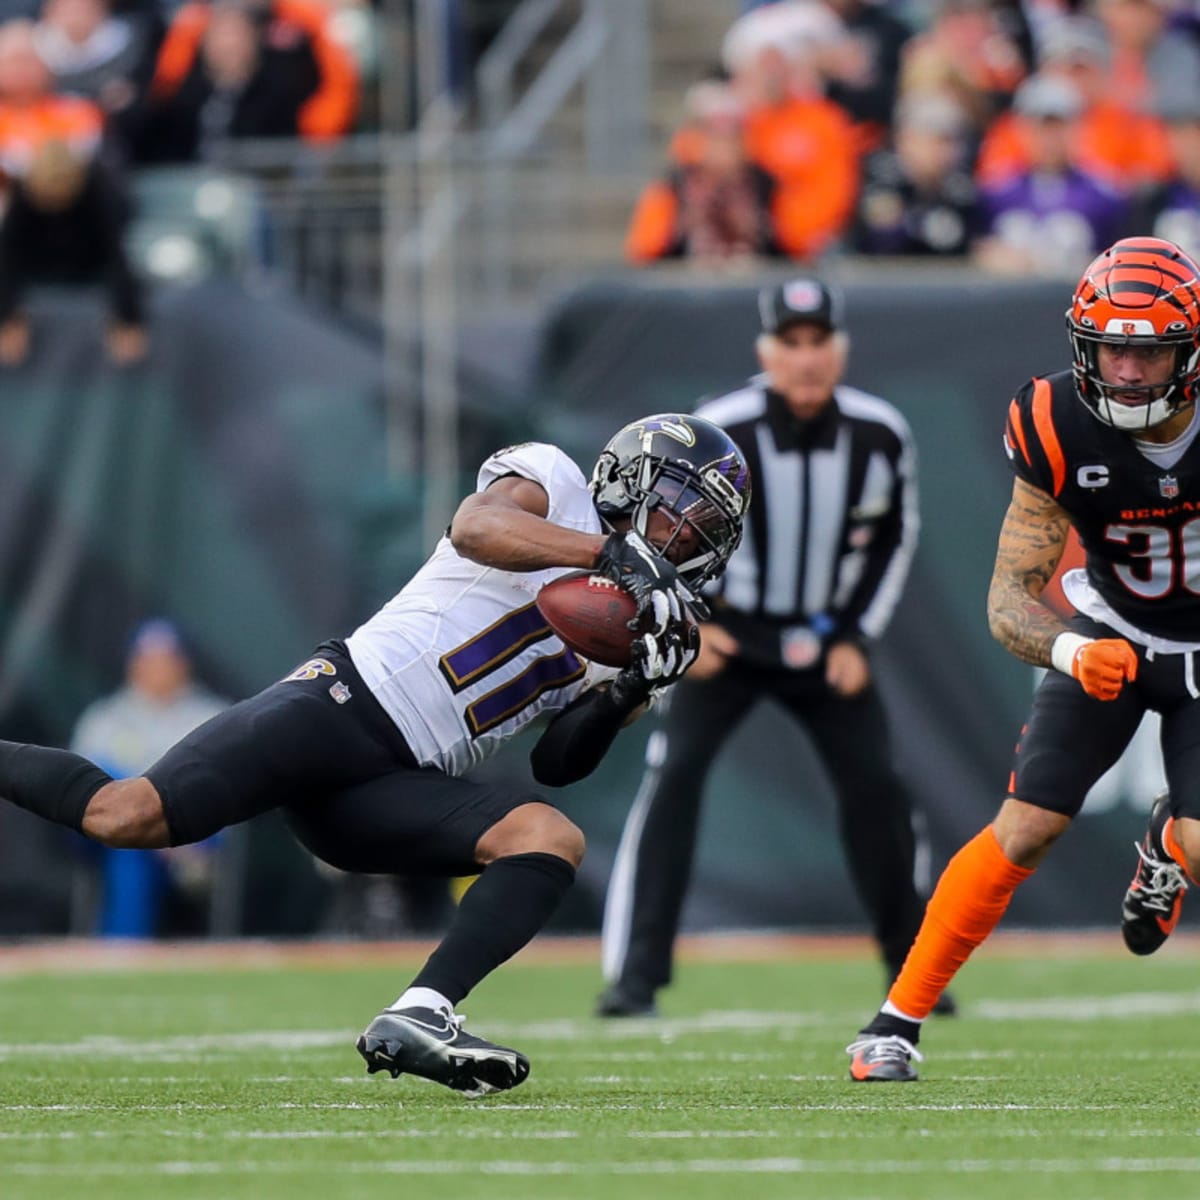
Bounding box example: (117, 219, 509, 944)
(1004, 369, 1200, 641)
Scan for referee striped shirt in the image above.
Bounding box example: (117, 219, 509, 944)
(697, 374, 918, 642)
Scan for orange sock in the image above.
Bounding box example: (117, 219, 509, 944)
(888, 826, 1033, 1020)
(1162, 817, 1197, 884)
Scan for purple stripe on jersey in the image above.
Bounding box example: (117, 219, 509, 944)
(465, 649, 586, 736)
(439, 603, 554, 690)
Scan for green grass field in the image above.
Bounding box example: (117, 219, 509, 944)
(2, 934, 1200, 1200)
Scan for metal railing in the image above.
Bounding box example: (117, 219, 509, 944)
(139, 1, 649, 324)
(161, 134, 640, 323)
(126, 2, 650, 550)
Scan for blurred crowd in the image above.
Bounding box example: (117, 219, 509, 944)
(0, 0, 504, 942)
(0, 0, 375, 363)
(626, 0, 1200, 277)
(0, 0, 367, 166)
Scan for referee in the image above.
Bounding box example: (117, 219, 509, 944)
(596, 278, 954, 1017)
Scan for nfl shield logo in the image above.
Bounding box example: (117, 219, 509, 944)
(1160, 475, 1180, 499)
(783, 280, 823, 312)
(329, 681, 352, 704)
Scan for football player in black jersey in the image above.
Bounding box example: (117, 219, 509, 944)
(846, 236, 1200, 1082)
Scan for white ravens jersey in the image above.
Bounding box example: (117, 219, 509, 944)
(345, 443, 620, 776)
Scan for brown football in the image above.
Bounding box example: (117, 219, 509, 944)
(536, 571, 639, 667)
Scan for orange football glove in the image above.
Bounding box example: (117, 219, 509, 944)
(1067, 637, 1138, 701)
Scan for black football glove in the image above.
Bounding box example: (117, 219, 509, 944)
(608, 620, 700, 711)
(595, 530, 691, 636)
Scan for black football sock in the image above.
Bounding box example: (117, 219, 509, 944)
(408, 852, 576, 1005)
(0, 740, 111, 833)
(860, 1011, 922, 1045)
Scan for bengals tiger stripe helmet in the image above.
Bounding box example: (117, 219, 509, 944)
(1067, 237, 1200, 431)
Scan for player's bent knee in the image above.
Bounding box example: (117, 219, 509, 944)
(993, 796, 1072, 868)
(547, 816, 586, 868)
(476, 802, 585, 867)
(82, 779, 170, 849)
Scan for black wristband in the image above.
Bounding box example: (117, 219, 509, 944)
(607, 667, 653, 715)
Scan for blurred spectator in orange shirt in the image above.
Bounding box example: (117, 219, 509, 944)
(0, 17, 100, 180)
(0, 19, 145, 365)
(1093, 0, 1200, 116)
(137, 0, 357, 162)
(626, 80, 782, 266)
(33, 0, 162, 161)
(723, 8, 860, 258)
(975, 16, 1172, 190)
(899, 0, 1026, 133)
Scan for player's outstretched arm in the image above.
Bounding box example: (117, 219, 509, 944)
(986, 478, 1073, 667)
(528, 685, 645, 787)
(529, 626, 697, 787)
(986, 478, 1137, 700)
(450, 477, 606, 573)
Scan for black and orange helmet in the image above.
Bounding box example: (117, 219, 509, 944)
(1067, 237, 1200, 431)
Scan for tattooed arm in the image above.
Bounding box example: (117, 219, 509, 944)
(986, 477, 1074, 667)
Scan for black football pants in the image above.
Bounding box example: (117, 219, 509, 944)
(600, 661, 927, 997)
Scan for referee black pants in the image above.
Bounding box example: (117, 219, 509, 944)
(600, 661, 927, 998)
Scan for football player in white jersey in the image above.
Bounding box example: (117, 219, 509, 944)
(0, 413, 750, 1098)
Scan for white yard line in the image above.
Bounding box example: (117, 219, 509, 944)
(0, 1125, 1178, 1141)
(7, 1156, 1200, 1176)
(3, 991, 1200, 1064)
(0, 1013, 832, 1061)
(976, 991, 1200, 1019)
(0, 1129, 581, 1140)
(0, 1099, 1133, 1114)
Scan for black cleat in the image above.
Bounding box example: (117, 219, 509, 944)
(1122, 792, 1189, 956)
(846, 1034, 922, 1082)
(356, 1006, 530, 1098)
(594, 984, 658, 1018)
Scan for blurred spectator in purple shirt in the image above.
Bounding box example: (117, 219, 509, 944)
(973, 72, 1132, 276)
